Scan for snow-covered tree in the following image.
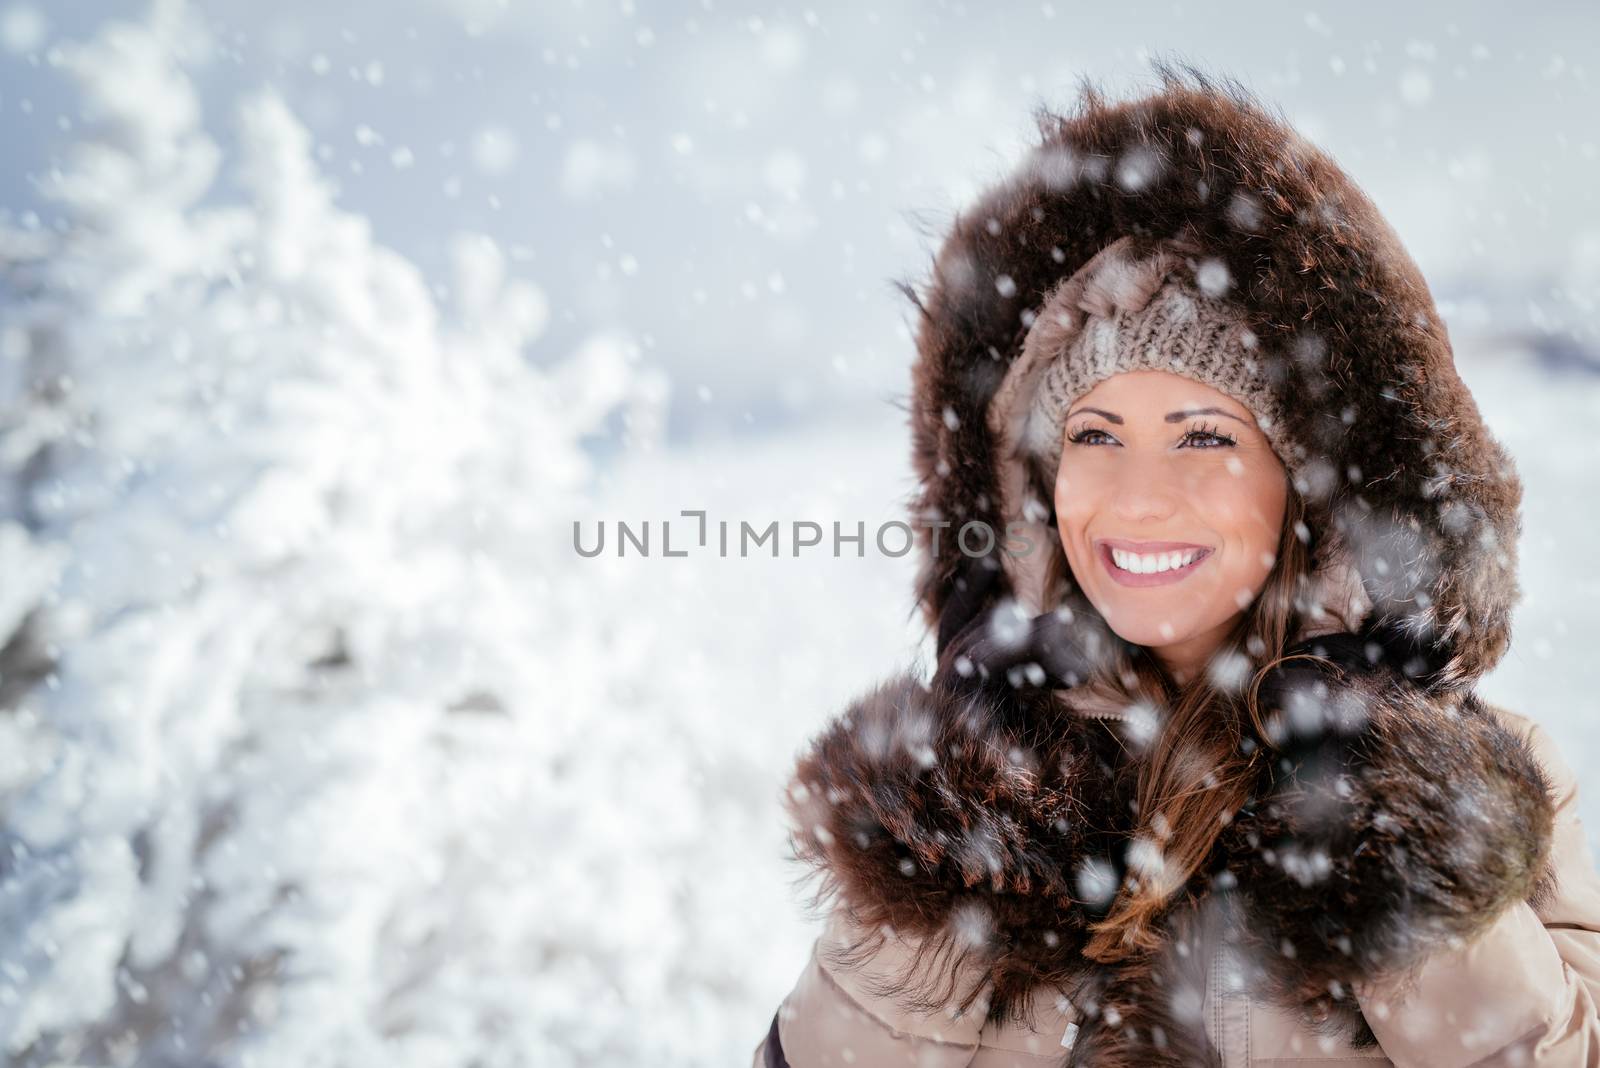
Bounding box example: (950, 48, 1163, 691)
(0, 2, 683, 1064)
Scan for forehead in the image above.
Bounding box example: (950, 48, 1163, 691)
(1071, 370, 1252, 418)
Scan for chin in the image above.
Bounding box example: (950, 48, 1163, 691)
(1108, 621, 1198, 651)
(1094, 602, 1210, 652)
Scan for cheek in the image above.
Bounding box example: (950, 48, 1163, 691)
(1053, 464, 1107, 540)
(1193, 465, 1286, 566)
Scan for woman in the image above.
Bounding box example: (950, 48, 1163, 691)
(752, 67, 1600, 1066)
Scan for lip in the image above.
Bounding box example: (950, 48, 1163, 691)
(1096, 538, 1214, 588)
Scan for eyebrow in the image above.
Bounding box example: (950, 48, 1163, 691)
(1063, 405, 1250, 426)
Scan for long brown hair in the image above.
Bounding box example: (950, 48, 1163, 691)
(1037, 484, 1341, 962)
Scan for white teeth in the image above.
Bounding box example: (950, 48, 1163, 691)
(1110, 547, 1204, 574)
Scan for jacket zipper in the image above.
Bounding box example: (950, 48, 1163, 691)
(1052, 689, 1134, 722)
(1211, 949, 1224, 1066)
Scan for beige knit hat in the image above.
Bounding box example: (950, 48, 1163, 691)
(1019, 235, 1301, 482)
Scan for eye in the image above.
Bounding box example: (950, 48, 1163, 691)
(1180, 422, 1237, 449)
(1066, 425, 1116, 447)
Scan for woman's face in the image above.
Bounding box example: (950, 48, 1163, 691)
(1053, 370, 1288, 677)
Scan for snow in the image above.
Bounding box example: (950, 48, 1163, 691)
(0, 3, 1595, 1066)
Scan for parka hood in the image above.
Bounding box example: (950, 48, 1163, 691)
(903, 65, 1522, 691)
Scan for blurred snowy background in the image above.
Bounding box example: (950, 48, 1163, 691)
(0, 1, 1595, 1065)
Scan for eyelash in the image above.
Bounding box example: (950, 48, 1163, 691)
(1065, 422, 1238, 449)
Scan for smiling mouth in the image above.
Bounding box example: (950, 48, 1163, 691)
(1097, 541, 1213, 587)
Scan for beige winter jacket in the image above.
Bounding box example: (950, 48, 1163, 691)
(752, 703, 1600, 1066)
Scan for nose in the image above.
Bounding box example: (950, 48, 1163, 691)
(1108, 455, 1183, 524)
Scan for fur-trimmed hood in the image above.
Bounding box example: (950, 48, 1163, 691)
(782, 66, 1556, 1066)
(904, 65, 1522, 690)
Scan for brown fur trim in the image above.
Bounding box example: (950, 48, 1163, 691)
(782, 654, 1556, 1063)
(783, 669, 1133, 1024)
(1217, 663, 1558, 1042)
